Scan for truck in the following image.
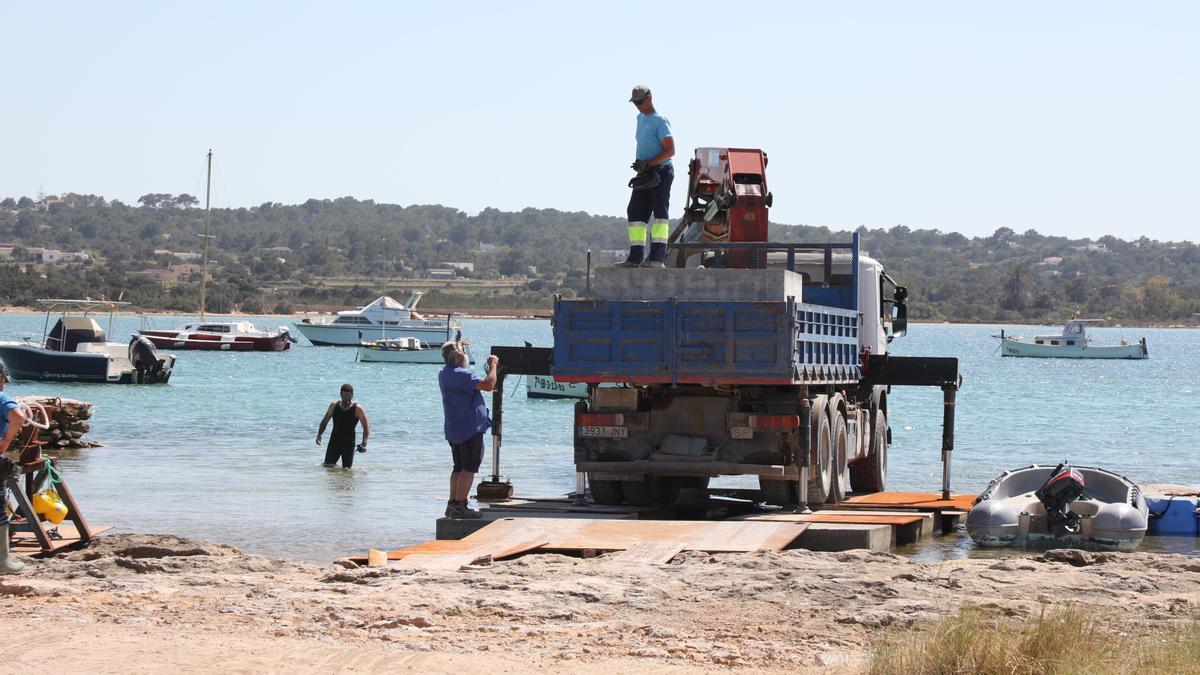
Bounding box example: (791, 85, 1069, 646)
(488, 148, 960, 508)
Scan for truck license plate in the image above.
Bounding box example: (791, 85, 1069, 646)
(579, 426, 628, 438)
(731, 427, 754, 439)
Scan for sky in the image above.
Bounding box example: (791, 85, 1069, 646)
(2, 1, 1197, 241)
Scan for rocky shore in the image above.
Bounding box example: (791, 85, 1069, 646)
(1, 533, 1197, 673)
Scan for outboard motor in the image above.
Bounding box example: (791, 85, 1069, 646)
(128, 335, 169, 384)
(1035, 463, 1087, 534)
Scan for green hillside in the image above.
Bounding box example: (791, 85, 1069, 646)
(1, 193, 1197, 324)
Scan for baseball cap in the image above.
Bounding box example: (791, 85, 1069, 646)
(629, 85, 651, 103)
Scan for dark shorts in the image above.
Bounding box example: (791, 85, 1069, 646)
(627, 164, 674, 223)
(450, 432, 485, 473)
(324, 442, 355, 468)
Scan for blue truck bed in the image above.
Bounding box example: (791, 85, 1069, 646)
(552, 297, 861, 385)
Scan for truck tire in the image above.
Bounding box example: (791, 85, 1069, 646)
(622, 476, 658, 506)
(806, 397, 832, 505)
(850, 408, 888, 494)
(829, 411, 849, 503)
(588, 475, 624, 505)
(759, 478, 798, 506)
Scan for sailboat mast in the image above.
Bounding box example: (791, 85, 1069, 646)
(199, 149, 213, 321)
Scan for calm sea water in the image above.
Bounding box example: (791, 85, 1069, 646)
(1, 313, 1196, 562)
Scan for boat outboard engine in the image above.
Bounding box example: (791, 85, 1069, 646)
(128, 335, 169, 384)
(1035, 463, 1087, 534)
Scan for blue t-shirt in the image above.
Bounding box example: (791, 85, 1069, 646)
(635, 112, 672, 165)
(0, 393, 17, 440)
(438, 366, 492, 444)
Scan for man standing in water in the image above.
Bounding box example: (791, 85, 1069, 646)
(0, 364, 28, 574)
(439, 339, 498, 519)
(316, 384, 369, 468)
(620, 84, 675, 268)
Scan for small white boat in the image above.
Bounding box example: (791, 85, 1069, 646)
(966, 464, 1148, 551)
(996, 320, 1147, 359)
(527, 374, 588, 399)
(357, 337, 473, 364)
(294, 292, 460, 346)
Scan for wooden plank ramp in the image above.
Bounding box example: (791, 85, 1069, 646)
(841, 492, 976, 511)
(735, 511, 927, 546)
(368, 517, 807, 570)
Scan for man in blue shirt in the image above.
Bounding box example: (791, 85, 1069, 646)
(0, 364, 28, 574)
(438, 340, 499, 519)
(620, 84, 676, 268)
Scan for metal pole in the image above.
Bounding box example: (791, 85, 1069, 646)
(941, 385, 957, 500)
(796, 396, 812, 512)
(199, 150, 213, 321)
(585, 249, 591, 300)
(491, 371, 504, 482)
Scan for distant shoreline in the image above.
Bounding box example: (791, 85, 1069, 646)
(0, 305, 1194, 327)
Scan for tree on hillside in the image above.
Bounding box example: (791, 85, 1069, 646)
(1002, 263, 1034, 311)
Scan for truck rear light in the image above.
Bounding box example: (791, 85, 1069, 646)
(577, 413, 624, 427)
(749, 414, 800, 430)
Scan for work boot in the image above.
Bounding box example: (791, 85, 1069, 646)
(643, 242, 668, 268)
(617, 245, 645, 268)
(0, 525, 25, 574)
(447, 504, 482, 520)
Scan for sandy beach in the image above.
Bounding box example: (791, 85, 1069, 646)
(2, 533, 1196, 673)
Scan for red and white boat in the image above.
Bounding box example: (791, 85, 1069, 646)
(138, 321, 293, 351)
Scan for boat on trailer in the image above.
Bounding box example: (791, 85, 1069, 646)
(966, 463, 1148, 551)
(0, 299, 175, 384)
(996, 320, 1147, 359)
(527, 374, 588, 399)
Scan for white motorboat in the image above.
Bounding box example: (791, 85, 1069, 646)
(996, 320, 1147, 359)
(293, 292, 460, 346)
(527, 374, 587, 399)
(0, 299, 175, 384)
(966, 464, 1148, 551)
(357, 337, 473, 364)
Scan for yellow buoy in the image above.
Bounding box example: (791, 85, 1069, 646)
(32, 490, 68, 525)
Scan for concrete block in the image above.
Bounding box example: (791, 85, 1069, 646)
(435, 517, 491, 540)
(593, 267, 803, 303)
(792, 523, 893, 552)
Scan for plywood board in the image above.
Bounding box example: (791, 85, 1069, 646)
(843, 492, 976, 511)
(389, 553, 489, 570)
(10, 523, 112, 556)
(613, 541, 685, 564)
(535, 519, 806, 552)
(367, 549, 387, 567)
(739, 513, 924, 526)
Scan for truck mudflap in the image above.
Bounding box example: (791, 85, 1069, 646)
(578, 460, 800, 480)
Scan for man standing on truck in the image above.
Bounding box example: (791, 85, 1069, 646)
(439, 340, 498, 519)
(620, 84, 675, 269)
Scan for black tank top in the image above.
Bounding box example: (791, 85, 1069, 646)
(330, 402, 359, 446)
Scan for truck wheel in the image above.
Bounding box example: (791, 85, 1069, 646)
(849, 408, 888, 494)
(759, 478, 798, 506)
(622, 476, 658, 507)
(806, 397, 832, 505)
(829, 412, 849, 503)
(588, 476, 624, 505)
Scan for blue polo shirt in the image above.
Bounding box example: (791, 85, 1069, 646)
(0, 393, 18, 440)
(438, 366, 492, 444)
(635, 112, 672, 165)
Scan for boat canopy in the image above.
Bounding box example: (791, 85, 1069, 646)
(47, 316, 106, 352)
